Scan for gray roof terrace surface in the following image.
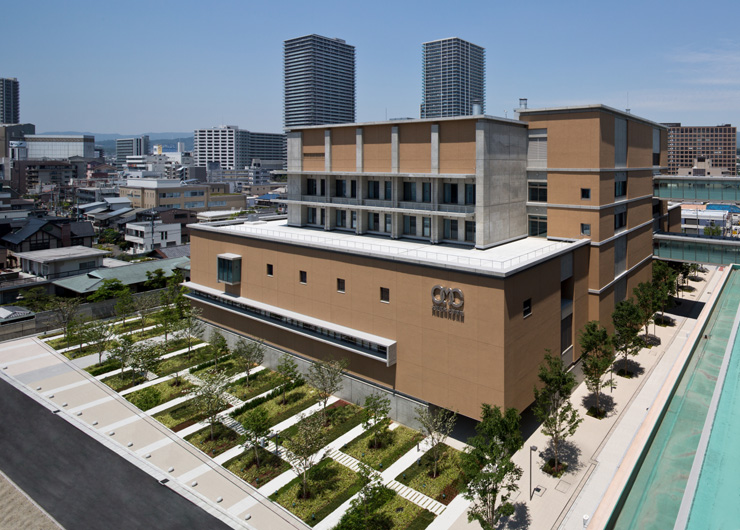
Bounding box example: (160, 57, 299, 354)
(285, 113, 527, 132)
(192, 220, 588, 277)
(13, 245, 110, 263)
(516, 103, 667, 129)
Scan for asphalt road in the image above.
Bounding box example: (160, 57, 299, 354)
(0, 377, 235, 530)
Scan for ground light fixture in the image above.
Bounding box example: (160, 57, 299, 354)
(530, 445, 538, 500)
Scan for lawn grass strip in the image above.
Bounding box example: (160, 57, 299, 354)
(223, 447, 291, 488)
(125, 378, 195, 411)
(185, 422, 240, 457)
(343, 424, 424, 470)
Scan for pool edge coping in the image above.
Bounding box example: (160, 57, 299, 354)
(589, 265, 733, 529)
(672, 277, 740, 529)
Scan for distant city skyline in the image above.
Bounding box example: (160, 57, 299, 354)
(5, 0, 740, 134)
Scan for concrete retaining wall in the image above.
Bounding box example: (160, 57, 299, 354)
(202, 321, 427, 429)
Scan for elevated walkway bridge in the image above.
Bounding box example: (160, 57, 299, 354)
(654, 231, 740, 265)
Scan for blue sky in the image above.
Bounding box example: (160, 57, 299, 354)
(5, 0, 740, 135)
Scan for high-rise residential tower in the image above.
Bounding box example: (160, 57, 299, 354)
(284, 35, 355, 127)
(193, 126, 285, 170)
(420, 38, 485, 118)
(1, 78, 20, 124)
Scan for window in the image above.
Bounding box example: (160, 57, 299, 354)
(615, 180, 627, 198)
(337, 278, 345, 293)
(523, 298, 532, 318)
(465, 221, 476, 242)
(403, 215, 416, 235)
(185, 201, 205, 208)
(581, 188, 591, 200)
(351, 211, 357, 229)
(307, 207, 317, 224)
(403, 182, 417, 201)
(528, 215, 547, 237)
(443, 183, 458, 203)
(581, 223, 591, 236)
(384, 181, 392, 200)
(368, 181, 380, 199)
(422, 217, 431, 237)
(465, 184, 476, 205)
(528, 129, 548, 168)
(380, 287, 390, 303)
(443, 219, 458, 240)
(528, 182, 548, 202)
(307, 178, 317, 195)
(217, 254, 241, 284)
(299, 270, 307, 284)
(336, 210, 346, 227)
(184, 190, 204, 197)
(385, 214, 392, 232)
(266, 264, 273, 276)
(335, 179, 346, 197)
(422, 182, 431, 203)
(350, 180, 357, 198)
(368, 212, 379, 231)
(615, 211, 627, 230)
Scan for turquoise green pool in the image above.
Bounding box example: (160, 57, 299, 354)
(612, 267, 740, 529)
(684, 297, 740, 528)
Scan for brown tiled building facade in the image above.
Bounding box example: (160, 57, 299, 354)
(187, 105, 668, 420)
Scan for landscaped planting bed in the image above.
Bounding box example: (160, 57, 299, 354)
(279, 400, 364, 445)
(192, 357, 244, 378)
(224, 447, 290, 488)
(153, 399, 229, 432)
(343, 423, 424, 470)
(101, 372, 147, 392)
(85, 359, 122, 377)
(396, 443, 463, 505)
(125, 379, 194, 411)
(152, 345, 214, 376)
(226, 369, 283, 402)
(232, 385, 320, 428)
(185, 423, 240, 457)
(270, 458, 362, 526)
(379, 493, 435, 530)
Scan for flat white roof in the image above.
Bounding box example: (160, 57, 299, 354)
(193, 220, 588, 277)
(14, 246, 110, 263)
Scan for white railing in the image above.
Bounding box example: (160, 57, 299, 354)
(226, 224, 574, 272)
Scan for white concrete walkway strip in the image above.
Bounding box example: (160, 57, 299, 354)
(2, 353, 52, 367)
(135, 437, 174, 457)
(256, 469, 298, 498)
(226, 495, 259, 516)
(120, 374, 176, 396)
(146, 394, 194, 416)
(67, 395, 116, 414)
(99, 414, 143, 433)
(178, 463, 212, 483)
(42, 378, 91, 396)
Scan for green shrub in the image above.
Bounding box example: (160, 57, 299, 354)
(132, 386, 161, 410)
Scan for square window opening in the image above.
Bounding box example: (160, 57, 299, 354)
(337, 278, 345, 293)
(380, 287, 390, 303)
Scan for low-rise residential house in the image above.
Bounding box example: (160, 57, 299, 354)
(52, 256, 190, 297)
(1, 218, 95, 257)
(125, 220, 181, 254)
(13, 246, 110, 279)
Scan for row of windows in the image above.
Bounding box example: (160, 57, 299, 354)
(527, 182, 627, 203)
(307, 178, 475, 205)
(269, 265, 391, 302)
(191, 290, 389, 360)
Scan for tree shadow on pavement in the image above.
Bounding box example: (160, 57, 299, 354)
(498, 501, 531, 530)
(580, 392, 617, 419)
(667, 298, 705, 320)
(613, 358, 645, 379)
(540, 439, 584, 474)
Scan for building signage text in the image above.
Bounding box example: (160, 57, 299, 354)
(431, 285, 464, 322)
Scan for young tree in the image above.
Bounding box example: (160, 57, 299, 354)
(241, 408, 271, 468)
(306, 357, 348, 414)
(579, 321, 613, 418)
(154, 304, 178, 342)
(209, 330, 229, 368)
(17, 286, 52, 312)
(144, 268, 167, 290)
(189, 368, 229, 440)
(87, 278, 128, 302)
(363, 393, 391, 450)
(335, 462, 393, 530)
(275, 354, 299, 405)
(133, 291, 159, 333)
(129, 340, 163, 384)
(653, 259, 678, 324)
(109, 335, 134, 374)
(114, 286, 135, 329)
(415, 406, 457, 478)
(461, 405, 523, 529)
(48, 296, 82, 348)
(283, 412, 327, 499)
(532, 351, 582, 476)
(612, 299, 646, 377)
(633, 281, 657, 338)
(182, 306, 206, 357)
(81, 320, 116, 364)
(161, 269, 187, 317)
(232, 338, 265, 387)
